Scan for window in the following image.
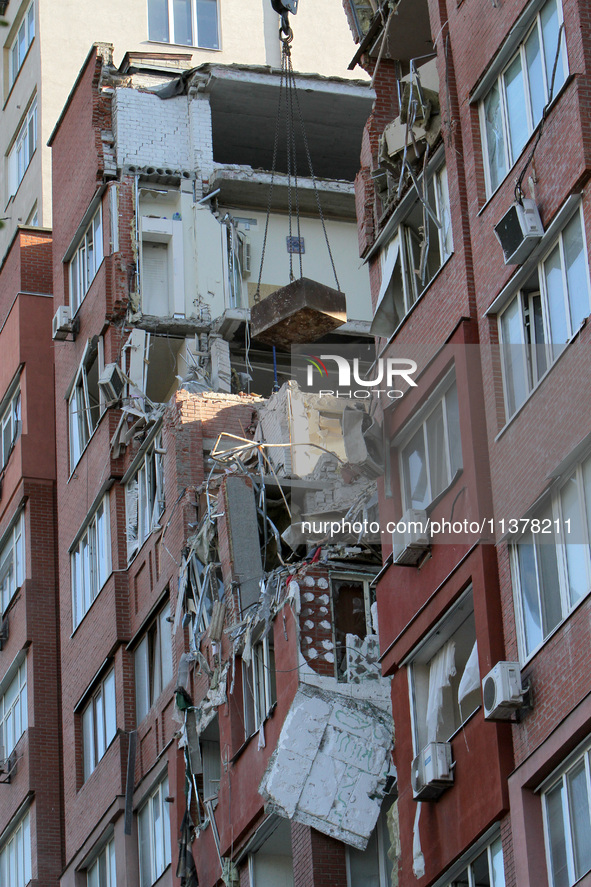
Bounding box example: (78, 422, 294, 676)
(87, 838, 116, 887)
(71, 497, 111, 629)
(69, 206, 104, 315)
(138, 775, 171, 887)
(9, 99, 37, 197)
(200, 716, 220, 803)
(348, 0, 375, 40)
(398, 377, 462, 512)
(243, 634, 276, 737)
(543, 743, 591, 887)
(1, 387, 21, 467)
(0, 812, 31, 887)
(499, 209, 590, 419)
(372, 164, 452, 338)
(438, 835, 505, 887)
(409, 590, 480, 752)
(82, 669, 116, 781)
(135, 602, 173, 724)
(0, 512, 25, 614)
(9, 1, 35, 89)
(512, 451, 591, 660)
(332, 575, 373, 681)
(125, 434, 165, 562)
(347, 799, 394, 887)
(69, 340, 104, 468)
(0, 661, 27, 758)
(480, 0, 567, 195)
(147, 0, 219, 49)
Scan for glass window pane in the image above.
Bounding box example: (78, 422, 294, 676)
(544, 243, 568, 357)
(159, 606, 173, 691)
(483, 83, 507, 192)
(88, 857, 99, 887)
(148, 0, 169, 41)
(104, 669, 116, 747)
(501, 297, 529, 416)
(83, 703, 95, 780)
(135, 636, 149, 724)
(529, 292, 548, 382)
(563, 212, 589, 333)
(28, 3, 35, 42)
(427, 403, 448, 500)
(138, 803, 151, 887)
(490, 836, 505, 886)
(348, 820, 380, 886)
(445, 382, 462, 477)
(541, 0, 565, 97)
(583, 456, 591, 541)
(472, 849, 491, 886)
(504, 54, 529, 161)
(153, 791, 164, 876)
(402, 427, 428, 509)
(108, 839, 116, 886)
(560, 476, 589, 606)
(537, 526, 562, 636)
(546, 781, 570, 887)
(517, 538, 543, 653)
(196, 0, 219, 48)
(163, 776, 171, 866)
(567, 760, 591, 879)
(23, 815, 31, 883)
(173, 0, 193, 44)
(95, 688, 105, 760)
(525, 24, 546, 126)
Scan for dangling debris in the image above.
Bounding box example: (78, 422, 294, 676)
(250, 277, 346, 348)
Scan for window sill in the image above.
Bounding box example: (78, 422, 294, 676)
(146, 38, 221, 53)
(495, 317, 587, 442)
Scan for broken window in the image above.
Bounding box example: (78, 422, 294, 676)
(201, 716, 221, 803)
(349, 0, 376, 40)
(8, 98, 36, 199)
(371, 164, 452, 338)
(69, 205, 104, 314)
(0, 511, 25, 614)
(243, 634, 276, 738)
(125, 433, 165, 562)
(9, 0, 35, 89)
(135, 602, 173, 724)
(0, 811, 31, 887)
(347, 798, 394, 887)
(499, 208, 590, 419)
(69, 339, 104, 469)
(0, 660, 27, 758)
(71, 497, 111, 630)
(82, 668, 116, 781)
(184, 557, 224, 643)
(222, 217, 246, 309)
(409, 588, 480, 752)
(1, 386, 21, 468)
(480, 0, 567, 195)
(331, 575, 373, 681)
(397, 375, 462, 511)
(148, 0, 219, 49)
(87, 837, 116, 887)
(138, 774, 172, 887)
(441, 835, 505, 887)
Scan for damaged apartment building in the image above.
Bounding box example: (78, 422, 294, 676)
(341, 1, 591, 887)
(41, 36, 400, 887)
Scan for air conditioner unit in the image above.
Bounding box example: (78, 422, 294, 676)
(239, 234, 251, 277)
(0, 616, 8, 651)
(98, 363, 126, 404)
(482, 661, 524, 720)
(494, 198, 544, 265)
(52, 305, 72, 341)
(392, 509, 430, 566)
(411, 742, 454, 800)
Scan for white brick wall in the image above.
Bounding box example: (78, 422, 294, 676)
(113, 89, 192, 170)
(189, 95, 215, 184)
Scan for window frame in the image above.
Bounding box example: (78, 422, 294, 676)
(71, 496, 111, 631)
(125, 433, 165, 563)
(134, 601, 173, 725)
(511, 450, 591, 663)
(147, 0, 220, 50)
(1, 386, 21, 469)
(137, 774, 172, 887)
(0, 811, 31, 887)
(8, 1, 35, 90)
(69, 205, 104, 316)
(68, 338, 105, 470)
(430, 831, 505, 887)
(243, 633, 276, 739)
(330, 573, 374, 682)
(0, 659, 27, 759)
(479, 0, 568, 198)
(86, 836, 116, 887)
(0, 510, 25, 615)
(346, 797, 394, 887)
(8, 98, 37, 198)
(82, 668, 117, 782)
(542, 740, 591, 887)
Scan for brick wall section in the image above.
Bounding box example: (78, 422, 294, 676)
(292, 822, 347, 887)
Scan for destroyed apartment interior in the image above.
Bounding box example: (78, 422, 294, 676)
(1, 0, 591, 886)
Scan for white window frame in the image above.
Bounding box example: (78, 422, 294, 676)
(396, 374, 462, 513)
(9, 1, 35, 89)
(346, 798, 394, 887)
(0, 811, 31, 887)
(330, 573, 374, 682)
(0, 660, 27, 758)
(0, 511, 25, 614)
(82, 668, 117, 782)
(511, 450, 591, 662)
(8, 98, 37, 198)
(243, 634, 276, 738)
(479, 0, 568, 197)
(431, 832, 505, 887)
(137, 774, 171, 887)
(71, 496, 111, 630)
(542, 740, 591, 887)
(125, 433, 165, 563)
(134, 602, 173, 725)
(1, 387, 21, 468)
(147, 0, 220, 49)
(374, 163, 452, 338)
(498, 206, 591, 421)
(69, 205, 104, 315)
(68, 339, 105, 470)
(87, 837, 116, 887)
